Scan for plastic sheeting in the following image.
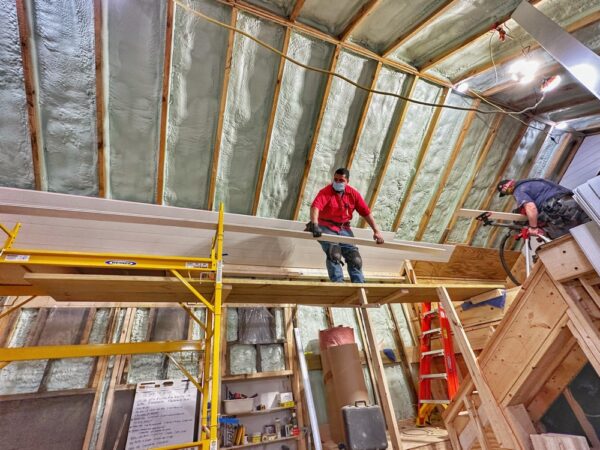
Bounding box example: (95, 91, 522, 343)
(32, 0, 98, 196)
(297, 50, 377, 221)
(238, 307, 275, 344)
(258, 31, 334, 219)
(229, 344, 258, 375)
(107, 0, 166, 202)
(372, 79, 441, 230)
(164, 0, 231, 209)
(258, 344, 285, 372)
(0, 0, 35, 189)
(215, 12, 285, 214)
(395, 93, 472, 240)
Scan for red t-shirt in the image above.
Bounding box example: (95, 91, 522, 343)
(311, 184, 371, 232)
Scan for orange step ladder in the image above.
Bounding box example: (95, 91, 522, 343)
(416, 302, 459, 426)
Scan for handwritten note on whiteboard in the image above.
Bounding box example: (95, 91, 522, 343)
(125, 379, 198, 450)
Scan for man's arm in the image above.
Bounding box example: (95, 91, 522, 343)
(363, 213, 385, 244)
(522, 201, 544, 235)
(310, 206, 319, 224)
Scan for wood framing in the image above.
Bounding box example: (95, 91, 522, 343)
(383, 0, 457, 57)
(465, 121, 529, 245)
(289, 0, 305, 21)
(360, 75, 419, 227)
(207, 7, 238, 211)
(414, 100, 481, 241)
(392, 87, 450, 231)
(252, 27, 292, 215)
(339, 0, 380, 41)
(455, 10, 600, 83)
(418, 0, 543, 72)
(156, 0, 175, 205)
(544, 133, 576, 180)
(345, 61, 383, 169)
(15, 0, 43, 191)
(292, 45, 342, 220)
(93, 0, 107, 198)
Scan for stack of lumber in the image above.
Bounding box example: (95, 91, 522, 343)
(574, 176, 600, 224)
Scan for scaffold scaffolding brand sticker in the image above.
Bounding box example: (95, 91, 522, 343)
(185, 262, 209, 268)
(105, 260, 137, 266)
(4, 254, 30, 261)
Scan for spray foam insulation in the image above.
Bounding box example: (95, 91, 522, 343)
(244, 0, 295, 17)
(298, 0, 369, 36)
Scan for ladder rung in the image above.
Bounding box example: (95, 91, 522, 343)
(421, 373, 448, 380)
(423, 309, 438, 317)
(422, 328, 441, 336)
(421, 349, 444, 357)
(419, 399, 450, 404)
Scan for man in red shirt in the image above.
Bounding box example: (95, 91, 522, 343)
(306, 168, 385, 283)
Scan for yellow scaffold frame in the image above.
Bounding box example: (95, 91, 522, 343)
(0, 205, 226, 450)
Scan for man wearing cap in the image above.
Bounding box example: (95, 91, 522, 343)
(305, 167, 385, 283)
(497, 178, 589, 238)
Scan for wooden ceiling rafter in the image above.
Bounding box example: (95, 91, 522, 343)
(544, 101, 600, 123)
(156, 0, 176, 205)
(15, 0, 43, 192)
(419, 0, 543, 73)
(543, 132, 574, 181)
(93, 0, 107, 198)
(554, 134, 584, 181)
(252, 27, 292, 215)
(207, 7, 238, 211)
(292, 45, 342, 220)
(484, 124, 549, 248)
(441, 113, 504, 243)
(414, 99, 481, 241)
(392, 87, 450, 232)
(289, 0, 305, 21)
(345, 61, 383, 169)
(360, 75, 419, 228)
(455, 10, 600, 84)
(339, 0, 381, 41)
(465, 121, 529, 245)
(382, 0, 458, 58)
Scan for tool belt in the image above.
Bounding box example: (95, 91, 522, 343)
(320, 219, 351, 228)
(538, 194, 589, 238)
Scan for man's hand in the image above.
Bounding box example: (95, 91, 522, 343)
(528, 226, 545, 237)
(373, 230, 384, 244)
(305, 221, 322, 238)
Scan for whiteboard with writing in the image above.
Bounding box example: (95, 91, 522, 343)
(125, 379, 198, 450)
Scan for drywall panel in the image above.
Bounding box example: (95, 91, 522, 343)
(107, 0, 166, 202)
(349, 67, 409, 226)
(297, 50, 377, 221)
(163, 0, 231, 209)
(349, 0, 446, 54)
(298, 0, 368, 36)
(389, 0, 521, 68)
(371, 80, 442, 230)
(214, 12, 285, 214)
(0, 0, 35, 189)
(562, 134, 600, 189)
(258, 32, 334, 219)
(422, 111, 498, 242)
(395, 93, 472, 240)
(447, 117, 521, 243)
(32, 0, 98, 195)
(472, 122, 548, 247)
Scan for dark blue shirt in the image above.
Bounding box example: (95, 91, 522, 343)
(513, 179, 572, 209)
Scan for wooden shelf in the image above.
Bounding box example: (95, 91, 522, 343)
(223, 370, 293, 381)
(224, 435, 298, 449)
(225, 406, 296, 417)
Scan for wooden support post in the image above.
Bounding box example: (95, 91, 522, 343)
(441, 113, 504, 243)
(465, 121, 529, 245)
(414, 101, 481, 241)
(437, 287, 518, 449)
(286, 306, 307, 450)
(207, 8, 238, 211)
(354, 306, 381, 406)
(392, 87, 450, 231)
(93, 0, 107, 197)
(463, 393, 491, 450)
(358, 288, 403, 449)
(16, 0, 44, 191)
(292, 45, 342, 220)
(564, 387, 600, 449)
(289, 0, 305, 21)
(156, 0, 175, 205)
(346, 61, 383, 169)
(252, 27, 292, 215)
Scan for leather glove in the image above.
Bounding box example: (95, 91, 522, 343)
(304, 221, 322, 238)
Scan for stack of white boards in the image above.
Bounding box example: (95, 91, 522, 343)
(574, 176, 600, 225)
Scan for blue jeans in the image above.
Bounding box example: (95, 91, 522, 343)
(318, 226, 365, 283)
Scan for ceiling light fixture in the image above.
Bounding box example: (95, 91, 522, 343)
(509, 59, 540, 84)
(455, 82, 470, 93)
(541, 75, 561, 92)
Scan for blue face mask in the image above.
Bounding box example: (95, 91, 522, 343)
(332, 181, 346, 192)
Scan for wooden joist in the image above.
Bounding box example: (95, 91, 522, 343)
(339, 0, 380, 41)
(93, 0, 107, 197)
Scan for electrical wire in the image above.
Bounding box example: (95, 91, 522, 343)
(175, 0, 571, 140)
(175, 0, 529, 116)
(489, 31, 499, 84)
